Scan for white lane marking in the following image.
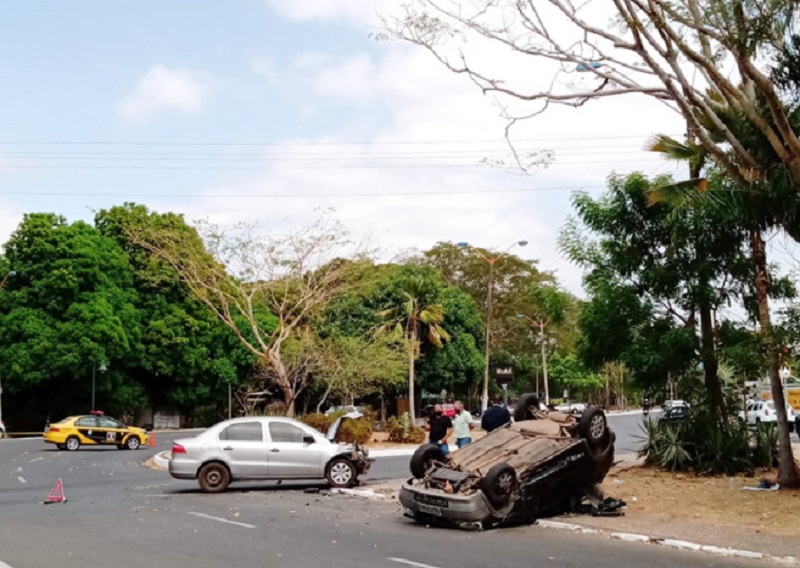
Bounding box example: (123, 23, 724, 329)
(16, 477, 26, 484)
(0, 558, 15, 568)
(187, 512, 256, 529)
(388, 558, 444, 568)
(28, 457, 43, 463)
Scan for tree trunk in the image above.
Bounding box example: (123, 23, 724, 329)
(750, 228, 799, 488)
(698, 294, 724, 419)
(407, 327, 417, 419)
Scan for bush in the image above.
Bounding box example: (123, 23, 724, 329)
(386, 412, 426, 444)
(637, 403, 779, 476)
(337, 418, 373, 444)
(301, 413, 337, 434)
(300, 411, 373, 444)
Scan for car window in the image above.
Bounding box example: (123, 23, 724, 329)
(746, 403, 754, 411)
(219, 422, 264, 442)
(75, 417, 99, 427)
(268, 422, 306, 443)
(98, 417, 123, 428)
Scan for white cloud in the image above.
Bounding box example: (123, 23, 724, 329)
(265, 0, 383, 23)
(0, 200, 22, 247)
(219, 3, 684, 295)
(117, 64, 216, 123)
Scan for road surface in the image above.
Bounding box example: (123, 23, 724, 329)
(0, 423, 760, 568)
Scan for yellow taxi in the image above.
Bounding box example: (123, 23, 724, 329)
(44, 411, 149, 451)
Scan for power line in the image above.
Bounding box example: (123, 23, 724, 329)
(0, 133, 681, 147)
(0, 184, 606, 199)
(0, 158, 665, 171)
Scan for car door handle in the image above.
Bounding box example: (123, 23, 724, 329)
(223, 446, 234, 451)
(270, 449, 280, 453)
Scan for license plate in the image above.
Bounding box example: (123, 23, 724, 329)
(417, 503, 442, 516)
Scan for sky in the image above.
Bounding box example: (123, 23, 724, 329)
(0, 0, 689, 295)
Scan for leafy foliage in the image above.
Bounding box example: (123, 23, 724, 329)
(386, 412, 426, 444)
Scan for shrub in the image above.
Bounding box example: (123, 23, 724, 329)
(637, 403, 779, 476)
(386, 412, 426, 444)
(337, 418, 373, 444)
(300, 411, 372, 444)
(301, 413, 337, 434)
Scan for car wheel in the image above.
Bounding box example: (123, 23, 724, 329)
(126, 435, 141, 450)
(578, 407, 610, 450)
(65, 436, 80, 451)
(117, 444, 127, 450)
(198, 462, 231, 493)
(513, 393, 541, 422)
(56, 444, 66, 450)
(326, 458, 357, 488)
(482, 463, 517, 508)
(410, 444, 446, 479)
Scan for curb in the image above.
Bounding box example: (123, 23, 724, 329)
(535, 520, 797, 565)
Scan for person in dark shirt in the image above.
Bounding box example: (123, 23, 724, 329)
(425, 403, 453, 454)
(481, 397, 511, 433)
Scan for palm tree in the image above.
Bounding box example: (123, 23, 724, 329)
(648, 130, 800, 488)
(379, 275, 451, 419)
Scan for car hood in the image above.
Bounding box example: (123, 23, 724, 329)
(326, 411, 364, 442)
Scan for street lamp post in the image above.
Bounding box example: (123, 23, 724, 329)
(458, 241, 528, 412)
(517, 313, 551, 405)
(0, 271, 15, 427)
(91, 363, 108, 411)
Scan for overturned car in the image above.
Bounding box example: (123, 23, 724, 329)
(399, 394, 616, 529)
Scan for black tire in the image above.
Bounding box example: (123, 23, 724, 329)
(198, 462, 231, 493)
(578, 407, 610, 450)
(326, 458, 357, 488)
(125, 435, 141, 450)
(513, 393, 541, 422)
(117, 444, 126, 450)
(64, 436, 80, 452)
(482, 463, 517, 508)
(410, 444, 446, 479)
(56, 444, 66, 450)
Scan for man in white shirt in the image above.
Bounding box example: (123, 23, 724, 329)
(452, 400, 475, 448)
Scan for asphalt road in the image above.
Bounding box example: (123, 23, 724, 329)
(0, 424, 761, 568)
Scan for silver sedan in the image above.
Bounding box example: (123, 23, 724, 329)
(168, 414, 372, 493)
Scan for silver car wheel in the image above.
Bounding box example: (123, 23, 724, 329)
(496, 472, 514, 494)
(330, 462, 353, 485)
(206, 469, 223, 486)
(590, 415, 605, 439)
(65, 437, 80, 451)
(126, 436, 140, 450)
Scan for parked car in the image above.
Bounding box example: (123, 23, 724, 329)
(43, 412, 148, 451)
(555, 402, 587, 415)
(738, 400, 794, 425)
(660, 405, 688, 423)
(663, 399, 689, 413)
(168, 413, 372, 493)
(399, 394, 615, 529)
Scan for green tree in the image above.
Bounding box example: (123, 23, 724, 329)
(561, 172, 756, 417)
(379, 274, 451, 419)
(0, 214, 142, 423)
(95, 204, 256, 411)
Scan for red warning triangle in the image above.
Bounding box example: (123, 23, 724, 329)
(46, 478, 65, 503)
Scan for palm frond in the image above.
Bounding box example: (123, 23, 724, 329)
(427, 323, 451, 347)
(647, 135, 702, 161)
(419, 303, 446, 324)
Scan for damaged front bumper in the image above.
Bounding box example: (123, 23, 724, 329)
(398, 479, 512, 529)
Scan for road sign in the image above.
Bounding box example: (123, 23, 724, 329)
(495, 367, 514, 385)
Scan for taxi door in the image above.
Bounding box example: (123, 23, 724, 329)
(97, 416, 128, 445)
(73, 416, 103, 444)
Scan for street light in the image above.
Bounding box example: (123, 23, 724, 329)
(91, 362, 108, 411)
(517, 313, 553, 405)
(458, 240, 528, 412)
(0, 270, 15, 427)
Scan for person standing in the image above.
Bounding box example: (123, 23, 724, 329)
(425, 403, 453, 454)
(481, 397, 511, 433)
(452, 400, 474, 448)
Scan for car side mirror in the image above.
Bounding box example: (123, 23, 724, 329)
(303, 435, 315, 444)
